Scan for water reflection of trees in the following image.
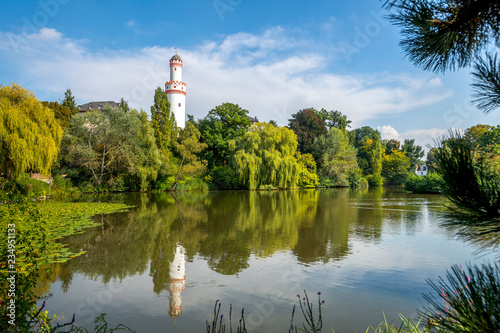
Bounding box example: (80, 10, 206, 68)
(46, 188, 438, 293)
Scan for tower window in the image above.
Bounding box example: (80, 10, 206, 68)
(178, 103, 181, 107)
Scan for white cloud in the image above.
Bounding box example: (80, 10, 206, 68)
(28, 27, 62, 40)
(378, 125, 400, 141)
(0, 27, 453, 126)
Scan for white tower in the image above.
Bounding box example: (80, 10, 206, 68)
(166, 244, 186, 320)
(165, 53, 186, 129)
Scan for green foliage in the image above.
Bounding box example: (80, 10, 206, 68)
(401, 139, 424, 170)
(347, 168, 368, 188)
(367, 174, 384, 186)
(172, 122, 208, 191)
(478, 124, 500, 153)
(199, 102, 250, 169)
(0, 84, 63, 180)
(349, 127, 383, 181)
(134, 110, 161, 191)
(0, 200, 132, 266)
(434, 131, 500, 217)
(208, 166, 243, 190)
(404, 173, 443, 194)
(423, 262, 500, 333)
(0, 196, 48, 332)
(383, 139, 401, 155)
(174, 177, 209, 192)
(426, 148, 439, 173)
(61, 88, 78, 114)
(62, 106, 159, 191)
(364, 313, 437, 333)
(232, 123, 300, 189)
(12, 173, 51, 197)
(42, 101, 75, 128)
(349, 126, 380, 148)
(358, 136, 384, 179)
(385, 0, 499, 73)
(472, 53, 500, 114)
(151, 87, 176, 156)
(288, 109, 327, 156)
(296, 152, 319, 187)
(382, 150, 411, 185)
(386, 0, 500, 113)
(314, 108, 352, 131)
(313, 127, 358, 186)
(154, 175, 176, 191)
(464, 124, 492, 147)
(0, 190, 128, 332)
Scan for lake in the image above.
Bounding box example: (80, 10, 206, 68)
(38, 188, 495, 332)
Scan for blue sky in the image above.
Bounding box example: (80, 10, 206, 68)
(1, 0, 498, 151)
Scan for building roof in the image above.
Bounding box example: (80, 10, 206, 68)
(170, 54, 182, 61)
(248, 116, 259, 123)
(78, 101, 120, 113)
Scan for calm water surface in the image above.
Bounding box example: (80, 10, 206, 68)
(38, 188, 495, 332)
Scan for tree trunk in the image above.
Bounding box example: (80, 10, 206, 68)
(172, 157, 185, 192)
(4, 156, 13, 181)
(98, 146, 107, 186)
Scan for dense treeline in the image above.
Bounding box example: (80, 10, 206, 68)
(0, 82, 453, 192)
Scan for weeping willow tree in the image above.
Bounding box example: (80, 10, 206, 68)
(0, 84, 63, 180)
(232, 123, 301, 190)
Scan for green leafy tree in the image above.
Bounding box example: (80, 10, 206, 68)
(151, 87, 177, 156)
(426, 147, 439, 172)
(41, 101, 73, 128)
(62, 105, 146, 188)
(383, 139, 401, 155)
(358, 135, 384, 185)
(349, 126, 380, 148)
(119, 97, 131, 113)
(385, 0, 500, 113)
(233, 123, 300, 189)
(479, 125, 500, 151)
(172, 122, 208, 191)
(315, 108, 352, 131)
(465, 124, 492, 146)
(313, 127, 358, 186)
(199, 102, 250, 169)
(0, 84, 63, 180)
(288, 109, 327, 156)
(134, 110, 162, 191)
(382, 150, 411, 185)
(61, 88, 78, 114)
(296, 152, 319, 187)
(350, 127, 383, 179)
(401, 139, 424, 169)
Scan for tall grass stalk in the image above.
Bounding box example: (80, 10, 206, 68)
(289, 291, 324, 333)
(422, 262, 500, 332)
(363, 313, 440, 333)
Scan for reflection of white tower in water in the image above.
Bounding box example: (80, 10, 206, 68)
(167, 244, 186, 320)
